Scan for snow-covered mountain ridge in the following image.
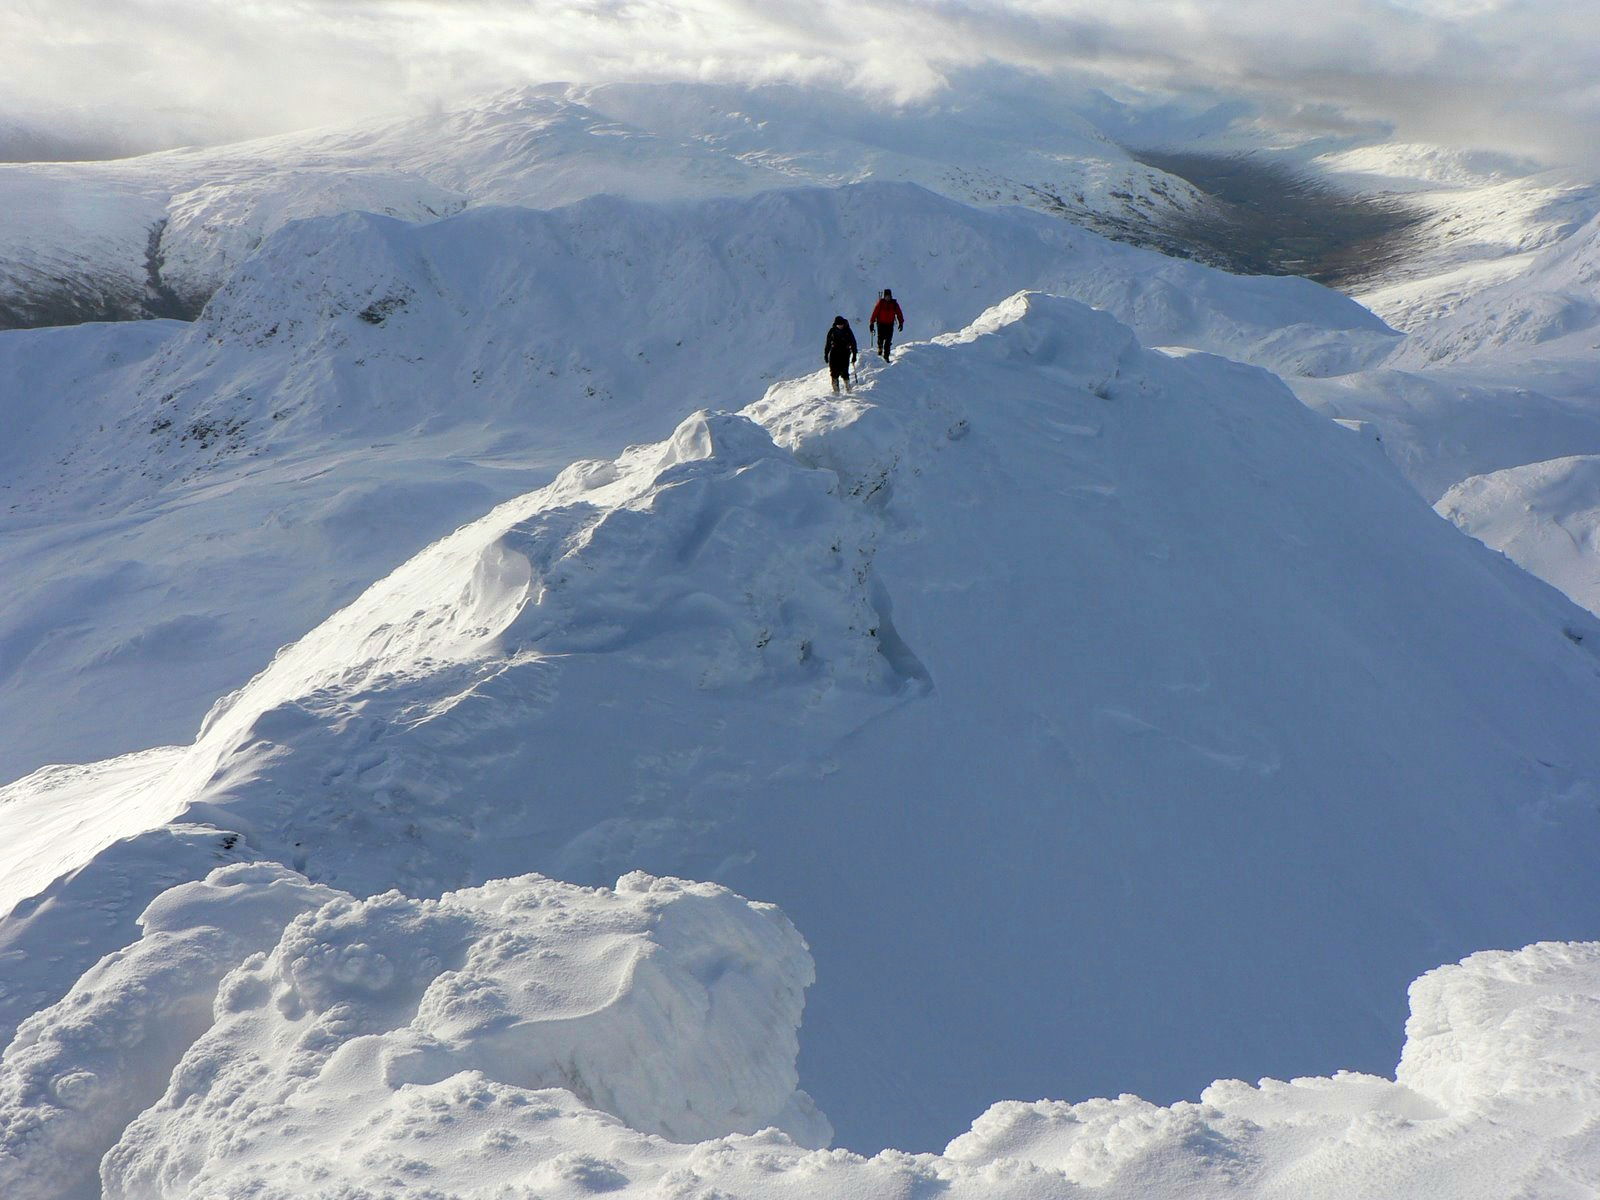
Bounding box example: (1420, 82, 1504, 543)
(6, 292, 1598, 1159)
(0, 83, 1212, 331)
(4, 79, 1600, 1200)
(0, 181, 1396, 783)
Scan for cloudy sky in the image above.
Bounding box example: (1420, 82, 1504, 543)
(6, 0, 1598, 164)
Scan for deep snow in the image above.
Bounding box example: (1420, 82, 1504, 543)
(5, 874, 1600, 1199)
(6, 294, 1599, 1156)
(5, 81, 1600, 1199)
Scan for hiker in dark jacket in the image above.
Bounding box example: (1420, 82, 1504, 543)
(869, 288, 905, 361)
(824, 315, 858, 393)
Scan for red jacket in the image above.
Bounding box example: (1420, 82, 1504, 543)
(870, 297, 904, 329)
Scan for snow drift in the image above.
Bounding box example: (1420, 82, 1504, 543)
(0, 865, 340, 1200)
(6, 292, 1597, 1153)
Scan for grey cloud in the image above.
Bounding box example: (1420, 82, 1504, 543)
(3, 0, 1597, 167)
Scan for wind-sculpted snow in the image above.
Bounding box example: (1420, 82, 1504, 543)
(0, 869, 823, 1200)
(0, 180, 1397, 781)
(9, 865, 1600, 1199)
(941, 945, 1600, 1198)
(0, 865, 339, 1200)
(6, 294, 1600, 1153)
(1397, 942, 1600, 1126)
(100, 871, 827, 1199)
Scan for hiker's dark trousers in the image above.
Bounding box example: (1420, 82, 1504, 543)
(874, 323, 896, 360)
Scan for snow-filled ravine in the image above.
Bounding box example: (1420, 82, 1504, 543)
(5, 294, 1599, 1170)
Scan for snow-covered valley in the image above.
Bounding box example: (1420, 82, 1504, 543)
(3, 78, 1600, 1199)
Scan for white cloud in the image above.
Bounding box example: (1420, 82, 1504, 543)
(4, 0, 1598, 166)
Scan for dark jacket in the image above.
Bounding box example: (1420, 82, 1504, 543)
(825, 320, 858, 365)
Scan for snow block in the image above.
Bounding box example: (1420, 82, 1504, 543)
(1399, 940, 1600, 1127)
(100, 871, 827, 1199)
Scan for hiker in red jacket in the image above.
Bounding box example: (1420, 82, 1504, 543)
(869, 289, 904, 362)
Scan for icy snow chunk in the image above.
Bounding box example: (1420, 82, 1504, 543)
(945, 1093, 1253, 1188)
(100, 871, 827, 1199)
(652, 410, 785, 472)
(500, 409, 888, 690)
(936, 290, 1139, 374)
(1399, 941, 1600, 1126)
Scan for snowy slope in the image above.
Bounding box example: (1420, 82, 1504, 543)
(0, 181, 1396, 783)
(1437, 455, 1600, 615)
(1282, 192, 1600, 610)
(0, 82, 1214, 330)
(8, 84, 1600, 1196)
(0, 166, 168, 327)
(5, 295, 1597, 1157)
(1381, 210, 1600, 367)
(1312, 143, 1545, 194)
(1352, 170, 1600, 337)
(1290, 367, 1600, 503)
(1306, 145, 1600, 357)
